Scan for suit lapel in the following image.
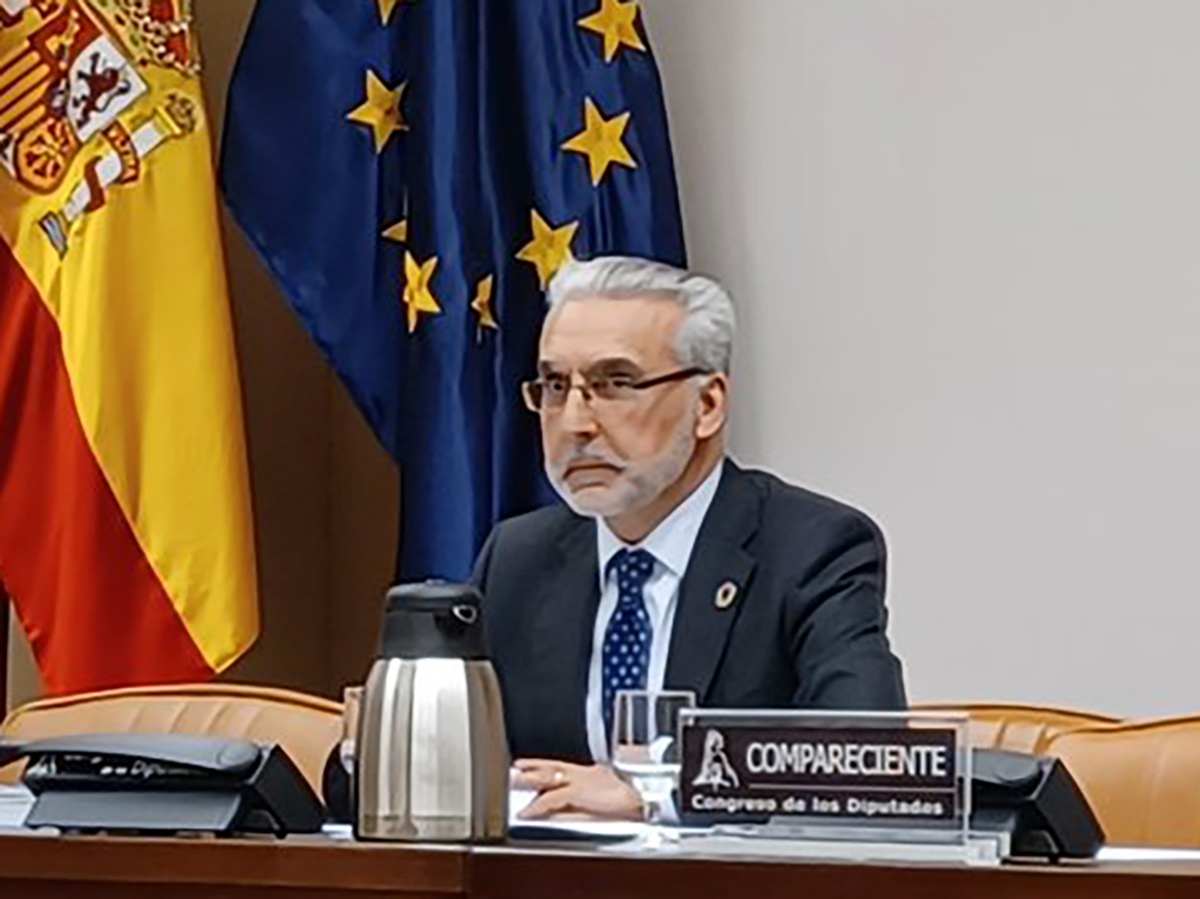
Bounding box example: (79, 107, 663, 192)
(529, 517, 599, 759)
(665, 461, 760, 703)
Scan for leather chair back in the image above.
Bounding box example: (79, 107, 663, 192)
(1048, 717, 1200, 848)
(913, 702, 1119, 755)
(0, 683, 343, 795)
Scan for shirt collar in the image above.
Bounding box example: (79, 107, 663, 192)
(597, 459, 725, 582)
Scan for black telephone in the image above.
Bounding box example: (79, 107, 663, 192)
(0, 733, 326, 836)
(676, 747, 1103, 860)
(970, 749, 1104, 860)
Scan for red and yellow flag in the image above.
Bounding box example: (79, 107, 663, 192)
(0, 0, 258, 694)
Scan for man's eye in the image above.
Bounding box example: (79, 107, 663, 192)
(544, 378, 570, 394)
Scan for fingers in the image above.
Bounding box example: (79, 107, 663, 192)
(512, 759, 574, 792)
(513, 758, 574, 772)
(519, 785, 578, 819)
(513, 764, 645, 821)
(512, 769, 565, 791)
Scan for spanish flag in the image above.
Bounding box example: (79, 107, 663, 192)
(0, 0, 257, 694)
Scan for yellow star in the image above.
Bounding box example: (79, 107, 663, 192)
(382, 219, 408, 243)
(376, 0, 413, 25)
(471, 274, 499, 332)
(516, 210, 580, 290)
(578, 0, 646, 63)
(347, 71, 408, 154)
(402, 251, 442, 333)
(561, 97, 637, 187)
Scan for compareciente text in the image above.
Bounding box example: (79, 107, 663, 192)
(744, 741, 950, 779)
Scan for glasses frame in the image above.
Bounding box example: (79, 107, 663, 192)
(521, 366, 708, 414)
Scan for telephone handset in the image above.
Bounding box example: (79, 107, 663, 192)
(970, 748, 1104, 860)
(0, 733, 325, 836)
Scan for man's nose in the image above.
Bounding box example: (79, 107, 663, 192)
(559, 384, 600, 435)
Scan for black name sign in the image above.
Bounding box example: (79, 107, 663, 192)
(680, 721, 960, 825)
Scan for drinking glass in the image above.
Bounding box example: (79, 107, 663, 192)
(611, 689, 696, 841)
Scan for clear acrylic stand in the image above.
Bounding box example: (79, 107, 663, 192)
(670, 710, 995, 865)
(676, 822, 1008, 867)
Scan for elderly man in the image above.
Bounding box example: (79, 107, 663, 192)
(472, 256, 906, 820)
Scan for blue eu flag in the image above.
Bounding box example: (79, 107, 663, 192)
(221, 0, 686, 581)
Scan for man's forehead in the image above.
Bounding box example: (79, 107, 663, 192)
(539, 294, 683, 366)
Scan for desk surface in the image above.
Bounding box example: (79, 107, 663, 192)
(2, 831, 1200, 899)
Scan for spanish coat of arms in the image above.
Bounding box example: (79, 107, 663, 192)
(0, 0, 201, 254)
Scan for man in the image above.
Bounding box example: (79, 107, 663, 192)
(472, 257, 906, 820)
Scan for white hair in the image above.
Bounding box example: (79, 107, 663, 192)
(545, 256, 736, 373)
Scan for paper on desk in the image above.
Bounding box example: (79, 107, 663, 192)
(1097, 846, 1200, 862)
(0, 785, 33, 829)
(509, 788, 648, 839)
(318, 793, 648, 841)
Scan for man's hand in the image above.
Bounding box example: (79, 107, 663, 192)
(512, 759, 645, 821)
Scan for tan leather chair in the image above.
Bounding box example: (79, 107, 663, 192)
(913, 702, 1120, 755)
(1047, 717, 1200, 848)
(0, 683, 343, 795)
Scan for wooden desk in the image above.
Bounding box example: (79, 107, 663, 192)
(473, 845, 1200, 899)
(1, 832, 1199, 899)
(0, 833, 465, 899)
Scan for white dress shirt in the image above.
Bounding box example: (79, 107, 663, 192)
(585, 461, 725, 762)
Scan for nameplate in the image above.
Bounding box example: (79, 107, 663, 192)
(678, 711, 962, 827)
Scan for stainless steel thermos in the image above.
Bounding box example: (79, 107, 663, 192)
(356, 582, 508, 841)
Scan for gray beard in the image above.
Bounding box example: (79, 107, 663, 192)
(548, 418, 697, 521)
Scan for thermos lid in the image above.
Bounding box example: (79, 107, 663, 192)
(379, 581, 487, 660)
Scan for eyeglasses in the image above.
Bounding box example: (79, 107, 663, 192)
(522, 367, 708, 413)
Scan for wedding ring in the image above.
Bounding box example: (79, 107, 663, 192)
(553, 770, 565, 784)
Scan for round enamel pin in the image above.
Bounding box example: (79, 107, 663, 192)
(714, 581, 738, 610)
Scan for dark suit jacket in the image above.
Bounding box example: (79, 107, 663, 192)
(471, 460, 906, 763)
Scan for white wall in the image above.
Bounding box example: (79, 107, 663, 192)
(645, 0, 1200, 717)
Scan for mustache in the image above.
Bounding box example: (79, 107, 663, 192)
(556, 445, 628, 472)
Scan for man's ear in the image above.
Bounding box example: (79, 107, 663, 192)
(695, 373, 729, 440)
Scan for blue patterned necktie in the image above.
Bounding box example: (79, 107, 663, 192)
(602, 548, 656, 742)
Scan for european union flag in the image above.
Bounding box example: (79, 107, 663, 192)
(221, 0, 686, 581)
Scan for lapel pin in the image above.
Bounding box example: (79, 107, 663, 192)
(714, 581, 739, 611)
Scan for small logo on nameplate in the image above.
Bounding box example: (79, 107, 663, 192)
(691, 729, 740, 790)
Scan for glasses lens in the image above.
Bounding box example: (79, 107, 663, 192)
(543, 376, 572, 408)
(587, 375, 614, 402)
(591, 373, 641, 403)
(522, 381, 543, 411)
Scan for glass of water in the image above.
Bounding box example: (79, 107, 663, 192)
(611, 689, 696, 836)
